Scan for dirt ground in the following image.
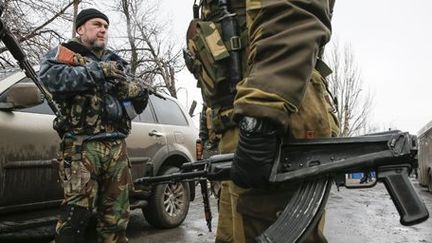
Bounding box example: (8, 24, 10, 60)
(324, 178, 432, 243)
(1, 178, 431, 243)
(126, 177, 432, 243)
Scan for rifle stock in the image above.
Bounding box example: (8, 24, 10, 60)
(135, 130, 429, 242)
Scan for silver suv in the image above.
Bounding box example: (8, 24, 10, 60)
(0, 68, 198, 236)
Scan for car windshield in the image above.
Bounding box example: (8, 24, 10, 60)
(0, 68, 20, 82)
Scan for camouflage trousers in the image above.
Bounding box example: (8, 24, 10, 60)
(56, 138, 132, 243)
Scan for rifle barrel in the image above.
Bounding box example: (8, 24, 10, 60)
(0, 17, 61, 117)
(135, 170, 207, 185)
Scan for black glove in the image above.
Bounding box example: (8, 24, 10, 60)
(131, 87, 149, 114)
(231, 116, 280, 188)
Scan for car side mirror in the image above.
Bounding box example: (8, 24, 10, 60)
(0, 82, 43, 110)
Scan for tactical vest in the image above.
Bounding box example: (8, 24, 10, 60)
(185, 0, 247, 132)
(53, 41, 131, 138)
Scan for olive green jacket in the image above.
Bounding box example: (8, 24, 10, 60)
(233, 0, 335, 129)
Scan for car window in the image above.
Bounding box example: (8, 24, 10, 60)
(0, 68, 19, 82)
(0, 73, 29, 100)
(151, 96, 188, 126)
(134, 100, 156, 123)
(0, 90, 7, 102)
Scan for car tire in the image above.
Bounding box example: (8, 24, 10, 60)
(143, 166, 190, 229)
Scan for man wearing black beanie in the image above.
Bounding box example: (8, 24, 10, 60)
(39, 8, 149, 243)
(75, 8, 110, 53)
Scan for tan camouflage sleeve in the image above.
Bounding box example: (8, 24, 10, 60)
(233, 0, 334, 128)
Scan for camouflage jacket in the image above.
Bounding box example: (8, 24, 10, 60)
(39, 38, 148, 139)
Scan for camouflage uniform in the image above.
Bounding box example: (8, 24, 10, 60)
(39, 38, 148, 243)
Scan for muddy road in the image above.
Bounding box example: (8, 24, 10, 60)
(2, 178, 431, 243)
(127, 177, 432, 243)
(324, 178, 432, 243)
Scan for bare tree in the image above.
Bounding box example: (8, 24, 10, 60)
(71, 0, 82, 38)
(325, 41, 374, 137)
(0, 0, 77, 67)
(113, 0, 183, 98)
(1, 0, 183, 98)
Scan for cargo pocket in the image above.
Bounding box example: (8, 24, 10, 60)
(58, 139, 87, 196)
(288, 69, 332, 139)
(316, 59, 340, 137)
(185, 19, 230, 103)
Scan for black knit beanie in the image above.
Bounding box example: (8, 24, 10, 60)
(75, 8, 109, 31)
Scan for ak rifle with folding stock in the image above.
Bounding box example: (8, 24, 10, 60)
(135, 130, 429, 243)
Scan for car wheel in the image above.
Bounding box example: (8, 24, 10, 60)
(143, 166, 190, 228)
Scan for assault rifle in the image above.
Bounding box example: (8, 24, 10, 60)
(135, 130, 429, 243)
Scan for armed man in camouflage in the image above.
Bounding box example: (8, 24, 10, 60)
(39, 8, 149, 243)
(184, 0, 338, 242)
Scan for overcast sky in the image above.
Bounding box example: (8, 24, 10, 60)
(158, 0, 432, 135)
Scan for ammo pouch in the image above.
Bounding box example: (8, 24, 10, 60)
(185, 19, 239, 107)
(185, 20, 229, 103)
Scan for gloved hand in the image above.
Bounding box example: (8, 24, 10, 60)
(131, 86, 149, 114)
(116, 80, 149, 112)
(100, 61, 126, 80)
(116, 81, 148, 100)
(73, 53, 89, 65)
(231, 116, 280, 188)
(204, 140, 217, 150)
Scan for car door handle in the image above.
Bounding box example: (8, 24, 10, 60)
(149, 130, 164, 137)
